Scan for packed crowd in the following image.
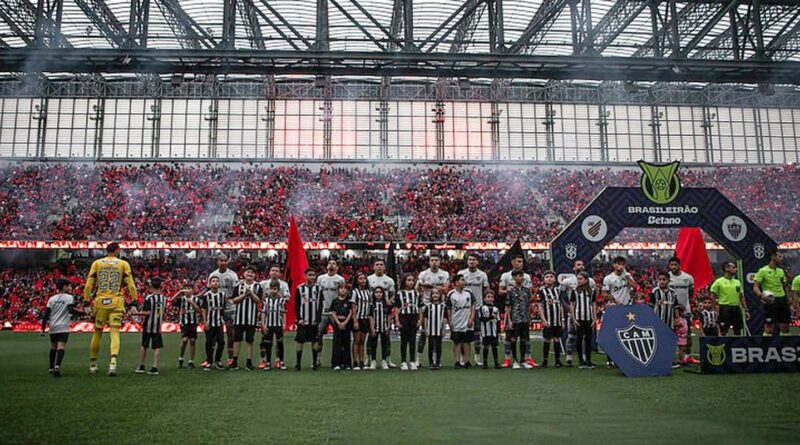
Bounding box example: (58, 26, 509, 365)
(1, 254, 709, 324)
(1, 163, 798, 242)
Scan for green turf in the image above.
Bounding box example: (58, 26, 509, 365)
(0, 332, 798, 445)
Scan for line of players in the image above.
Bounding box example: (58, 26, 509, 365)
(40, 249, 799, 376)
(127, 253, 698, 373)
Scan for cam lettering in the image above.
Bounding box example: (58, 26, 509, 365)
(619, 330, 653, 340)
(730, 346, 800, 364)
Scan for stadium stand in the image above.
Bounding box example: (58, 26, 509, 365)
(1, 163, 798, 243)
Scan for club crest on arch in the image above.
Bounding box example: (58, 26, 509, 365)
(638, 160, 681, 205)
(616, 324, 657, 366)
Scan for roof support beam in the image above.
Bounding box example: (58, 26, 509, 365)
(329, 0, 386, 51)
(487, 0, 504, 54)
(3, 48, 800, 84)
(256, 0, 313, 49)
(348, 0, 405, 49)
(590, 0, 650, 54)
(239, 0, 266, 50)
(763, 10, 800, 60)
(155, 0, 217, 49)
(221, 0, 236, 49)
(402, 0, 413, 50)
(128, 0, 150, 48)
(75, 0, 129, 48)
(34, 0, 65, 48)
(507, 0, 568, 55)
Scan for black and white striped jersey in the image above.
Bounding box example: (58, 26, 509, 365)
(700, 309, 719, 329)
(142, 293, 167, 334)
(478, 304, 499, 338)
(651, 287, 678, 326)
(234, 282, 263, 326)
(422, 302, 446, 336)
(570, 288, 596, 322)
(538, 286, 564, 327)
(371, 300, 391, 333)
(175, 295, 198, 326)
(200, 291, 225, 328)
(350, 288, 373, 319)
(396, 289, 421, 315)
(262, 296, 287, 328)
(295, 283, 323, 326)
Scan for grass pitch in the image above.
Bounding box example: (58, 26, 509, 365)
(0, 332, 798, 445)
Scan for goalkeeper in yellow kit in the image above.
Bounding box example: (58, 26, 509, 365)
(83, 243, 138, 376)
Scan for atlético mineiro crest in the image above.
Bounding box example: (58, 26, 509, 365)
(616, 324, 657, 366)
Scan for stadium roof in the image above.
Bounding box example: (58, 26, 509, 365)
(0, 0, 799, 84)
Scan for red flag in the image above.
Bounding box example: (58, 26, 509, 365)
(674, 228, 714, 290)
(284, 214, 308, 329)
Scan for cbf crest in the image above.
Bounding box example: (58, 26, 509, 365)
(616, 323, 657, 366)
(565, 243, 577, 260)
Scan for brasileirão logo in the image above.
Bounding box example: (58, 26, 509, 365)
(638, 160, 681, 205)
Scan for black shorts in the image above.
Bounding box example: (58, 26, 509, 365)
(356, 318, 371, 334)
(181, 324, 198, 339)
(482, 336, 498, 347)
(49, 333, 69, 343)
(233, 325, 256, 343)
(511, 322, 530, 340)
(543, 326, 562, 340)
(451, 330, 474, 344)
(295, 324, 319, 343)
(765, 297, 791, 325)
(141, 332, 163, 349)
(702, 326, 719, 337)
(719, 305, 743, 331)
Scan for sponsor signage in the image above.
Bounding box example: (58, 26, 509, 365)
(551, 160, 779, 335)
(700, 336, 800, 374)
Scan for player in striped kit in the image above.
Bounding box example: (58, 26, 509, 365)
(260, 280, 287, 371)
(699, 298, 721, 336)
(350, 272, 373, 370)
(208, 254, 239, 367)
(135, 277, 167, 375)
(259, 264, 290, 369)
(559, 259, 596, 367)
(420, 287, 446, 369)
(294, 268, 323, 371)
(538, 271, 564, 368)
(172, 283, 201, 369)
(396, 273, 420, 370)
(569, 272, 597, 369)
(41, 278, 85, 377)
(477, 291, 500, 369)
(229, 266, 263, 371)
(368, 259, 397, 368)
(200, 277, 226, 370)
(650, 271, 678, 327)
(458, 254, 490, 366)
(415, 255, 450, 367)
(368, 286, 391, 370)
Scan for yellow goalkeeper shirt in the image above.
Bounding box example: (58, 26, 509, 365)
(83, 256, 137, 309)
